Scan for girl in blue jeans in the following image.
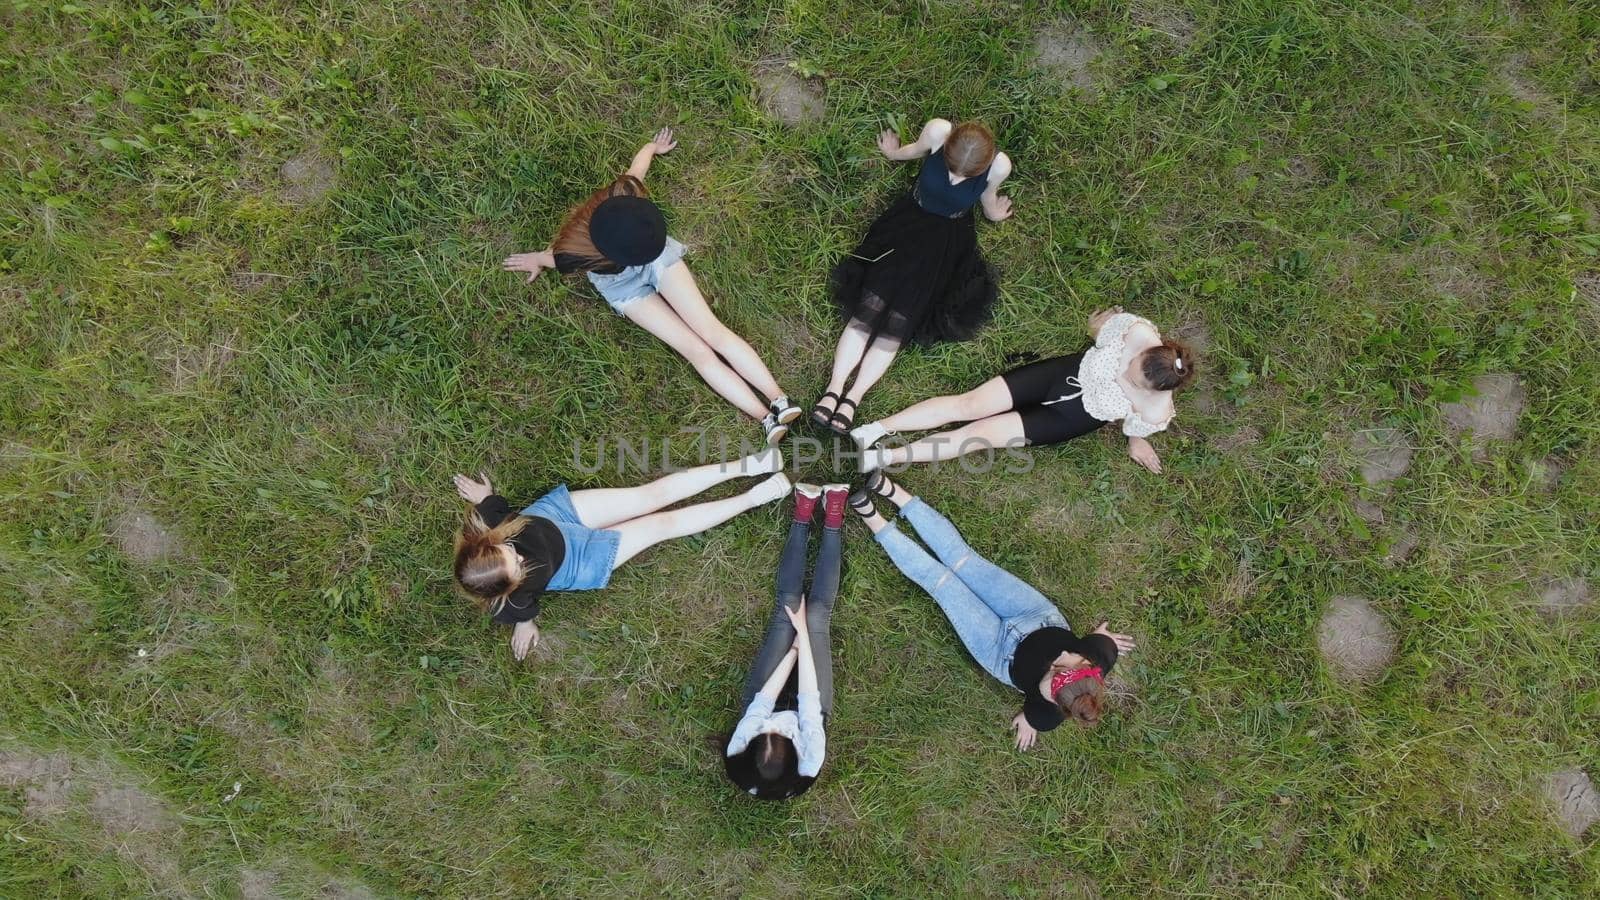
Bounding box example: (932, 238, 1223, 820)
(851, 473, 1137, 750)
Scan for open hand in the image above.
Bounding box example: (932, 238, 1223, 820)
(1092, 623, 1136, 655)
(1128, 438, 1163, 474)
(511, 620, 540, 661)
(1011, 711, 1039, 751)
(877, 128, 902, 158)
(649, 127, 677, 155)
(784, 598, 808, 633)
(503, 251, 550, 284)
(453, 472, 493, 504)
(986, 195, 1014, 222)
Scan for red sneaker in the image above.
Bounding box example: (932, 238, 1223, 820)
(793, 483, 822, 523)
(821, 484, 850, 529)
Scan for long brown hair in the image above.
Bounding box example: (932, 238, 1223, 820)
(1051, 664, 1106, 727)
(945, 122, 997, 177)
(1141, 339, 1197, 392)
(453, 508, 531, 611)
(551, 175, 649, 273)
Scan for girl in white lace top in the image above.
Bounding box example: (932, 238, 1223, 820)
(852, 307, 1196, 474)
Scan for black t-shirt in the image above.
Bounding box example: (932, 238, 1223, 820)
(1008, 627, 1119, 732)
(553, 252, 621, 276)
(474, 495, 567, 625)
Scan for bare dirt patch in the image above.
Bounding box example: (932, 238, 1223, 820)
(1351, 427, 1413, 484)
(754, 68, 825, 126)
(1033, 21, 1107, 94)
(0, 748, 181, 879)
(1316, 595, 1397, 684)
(1536, 576, 1591, 618)
(1133, 4, 1198, 49)
(1170, 312, 1212, 355)
(1544, 768, 1600, 837)
(280, 149, 339, 205)
(1441, 373, 1525, 443)
(1213, 425, 1261, 451)
(1383, 527, 1420, 567)
(1530, 455, 1567, 492)
(1284, 156, 1320, 182)
(162, 333, 240, 390)
(111, 506, 181, 563)
(1352, 497, 1385, 526)
(1499, 53, 1555, 111)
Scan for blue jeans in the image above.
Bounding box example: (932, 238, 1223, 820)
(874, 498, 1067, 688)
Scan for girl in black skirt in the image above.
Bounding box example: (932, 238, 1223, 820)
(811, 118, 1014, 434)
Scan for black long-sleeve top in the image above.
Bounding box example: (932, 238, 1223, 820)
(1009, 628, 1119, 732)
(474, 495, 566, 625)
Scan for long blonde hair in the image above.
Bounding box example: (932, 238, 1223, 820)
(453, 509, 531, 611)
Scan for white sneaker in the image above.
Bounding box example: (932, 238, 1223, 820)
(859, 447, 891, 473)
(751, 472, 792, 504)
(742, 446, 784, 475)
(770, 395, 803, 426)
(762, 413, 790, 446)
(851, 421, 888, 449)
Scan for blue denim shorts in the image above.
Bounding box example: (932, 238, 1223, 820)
(585, 237, 687, 313)
(522, 485, 621, 591)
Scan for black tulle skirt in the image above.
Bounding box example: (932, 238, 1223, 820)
(829, 194, 999, 346)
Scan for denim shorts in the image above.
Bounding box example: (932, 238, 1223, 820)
(586, 237, 687, 313)
(522, 485, 621, 591)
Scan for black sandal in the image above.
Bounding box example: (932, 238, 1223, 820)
(864, 470, 910, 508)
(827, 398, 858, 435)
(811, 392, 841, 430)
(847, 488, 877, 518)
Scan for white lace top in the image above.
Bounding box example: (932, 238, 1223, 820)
(1051, 312, 1173, 438)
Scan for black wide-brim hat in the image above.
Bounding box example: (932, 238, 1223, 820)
(591, 195, 668, 267)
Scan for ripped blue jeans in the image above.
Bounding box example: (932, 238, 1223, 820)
(874, 498, 1068, 688)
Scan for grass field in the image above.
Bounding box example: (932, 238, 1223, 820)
(3, 0, 1599, 895)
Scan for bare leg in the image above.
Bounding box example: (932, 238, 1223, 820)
(656, 262, 785, 402)
(878, 375, 1015, 433)
(624, 295, 769, 420)
(840, 336, 902, 411)
(822, 322, 873, 405)
(610, 474, 788, 567)
(567, 451, 781, 529)
(879, 412, 1029, 467)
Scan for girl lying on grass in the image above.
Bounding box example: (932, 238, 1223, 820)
(852, 307, 1195, 475)
(813, 117, 1014, 436)
(504, 127, 802, 445)
(851, 473, 1136, 750)
(724, 483, 849, 799)
(451, 451, 789, 660)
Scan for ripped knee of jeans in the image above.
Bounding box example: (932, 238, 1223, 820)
(951, 554, 972, 573)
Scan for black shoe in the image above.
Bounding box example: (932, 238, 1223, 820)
(827, 397, 858, 436)
(811, 392, 841, 430)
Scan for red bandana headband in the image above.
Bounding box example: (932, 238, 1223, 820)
(1050, 666, 1103, 697)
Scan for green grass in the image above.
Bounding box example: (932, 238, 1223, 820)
(2, 0, 1598, 895)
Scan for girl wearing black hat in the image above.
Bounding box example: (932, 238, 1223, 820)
(851, 473, 1136, 750)
(504, 128, 802, 444)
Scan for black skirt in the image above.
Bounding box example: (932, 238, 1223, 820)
(829, 194, 999, 346)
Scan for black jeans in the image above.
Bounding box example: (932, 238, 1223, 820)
(740, 519, 842, 717)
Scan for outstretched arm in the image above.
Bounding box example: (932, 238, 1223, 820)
(626, 126, 678, 181)
(980, 152, 1014, 221)
(877, 117, 953, 162)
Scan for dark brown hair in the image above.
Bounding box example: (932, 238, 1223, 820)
(722, 732, 815, 800)
(453, 509, 530, 610)
(551, 175, 648, 273)
(1052, 668, 1106, 727)
(945, 122, 997, 178)
(1140, 339, 1197, 392)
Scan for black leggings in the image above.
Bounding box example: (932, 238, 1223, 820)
(999, 352, 1107, 446)
(740, 519, 842, 717)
